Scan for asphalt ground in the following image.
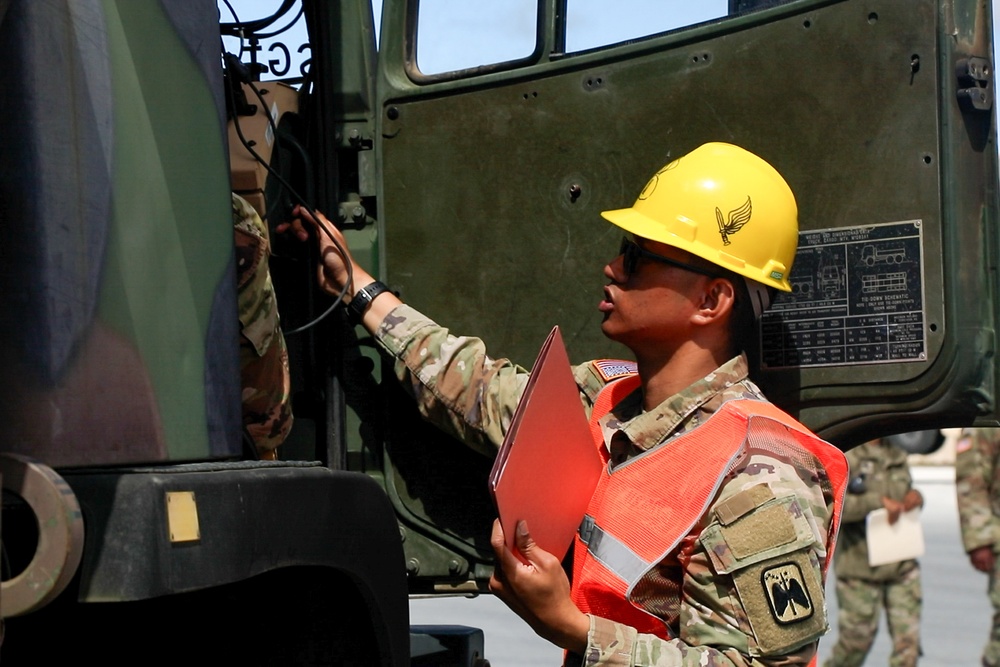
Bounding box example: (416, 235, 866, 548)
(410, 466, 994, 666)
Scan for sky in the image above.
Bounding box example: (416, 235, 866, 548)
(409, 1, 729, 73)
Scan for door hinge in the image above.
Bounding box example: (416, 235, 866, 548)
(956, 56, 993, 112)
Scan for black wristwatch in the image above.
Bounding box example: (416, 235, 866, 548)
(348, 280, 391, 322)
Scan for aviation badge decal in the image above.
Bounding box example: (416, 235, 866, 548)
(762, 561, 813, 625)
(637, 158, 680, 200)
(715, 196, 752, 246)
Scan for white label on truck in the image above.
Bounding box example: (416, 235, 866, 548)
(761, 220, 925, 369)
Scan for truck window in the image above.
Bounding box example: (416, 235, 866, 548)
(564, 0, 729, 53)
(563, 0, 809, 54)
(415, 0, 539, 75)
(407, 0, 808, 79)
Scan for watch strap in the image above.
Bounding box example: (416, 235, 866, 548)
(348, 280, 391, 321)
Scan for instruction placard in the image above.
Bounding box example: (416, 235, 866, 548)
(761, 220, 925, 369)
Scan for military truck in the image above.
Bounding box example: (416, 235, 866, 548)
(0, 0, 996, 663)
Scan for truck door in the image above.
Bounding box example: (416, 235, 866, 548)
(369, 0, 998, 593)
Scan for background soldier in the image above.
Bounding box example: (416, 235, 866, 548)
(956, 428, 1000, 667)
(823, 437, 923, 667)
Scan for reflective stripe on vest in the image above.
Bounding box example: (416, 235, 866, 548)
(571, 376, 848, 639)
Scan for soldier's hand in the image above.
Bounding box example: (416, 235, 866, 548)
(969, 545, 996, 574)
(902, 488, 923, 512)
(489, 519, 588, 654)
(277, 205, 371, 299)
(274, 208, 312, 242)
(882, 496, 904, 524)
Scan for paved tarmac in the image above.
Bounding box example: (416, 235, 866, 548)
(409, 465, 994, 666)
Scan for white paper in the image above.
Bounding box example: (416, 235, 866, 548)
(866, 507, 925, 567)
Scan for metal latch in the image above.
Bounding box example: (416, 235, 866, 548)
(956, 56, 993, 112)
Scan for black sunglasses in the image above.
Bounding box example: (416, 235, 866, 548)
(618, 237, 720, 278)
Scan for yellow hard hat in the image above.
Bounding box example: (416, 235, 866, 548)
(601, 142, 798, 291)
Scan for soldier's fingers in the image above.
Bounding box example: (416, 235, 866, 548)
(972, 548, 996, 573)
(292, 204, 317, 224)
(488, 571, 505, 594)
(488, 555, 524, 614)
(513, 520, 538, 560)
(490, 518, 509, 558)
(275, 218, 310, 241)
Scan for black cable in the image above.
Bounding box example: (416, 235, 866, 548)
(282, 289, 342, 336)
(220, 0, 239, 23)
(219, 0, 245, 59)
(256, 5, 305, 40)
(225, 54, 354, 335)
(220, 0, 297, 36)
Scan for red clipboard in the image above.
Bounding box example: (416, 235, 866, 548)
(488, 326, 603, 561)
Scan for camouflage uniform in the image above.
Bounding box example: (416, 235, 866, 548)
(233, 193, 293, 454)
(375, 304, 841, 667)
(956, 428, 1000, 667)
(823, 439, 921, 667)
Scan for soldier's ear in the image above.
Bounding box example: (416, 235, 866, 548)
(692, 277, 736, 326)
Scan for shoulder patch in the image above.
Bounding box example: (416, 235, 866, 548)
(733, 550, 827, 654)
(591, 359, 638, 383)
(762, 562, 813, 625)
(956, 436, 972, 453)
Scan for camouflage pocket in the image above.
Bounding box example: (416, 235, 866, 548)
(239, 292, 279, 357)
(699, 485, 828, 655)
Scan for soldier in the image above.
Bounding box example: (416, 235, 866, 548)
(823, 438, 923, 667)
(955, 428, 1000, 667)
(233, 193, 293, 459)
(285, 142, 848, 666)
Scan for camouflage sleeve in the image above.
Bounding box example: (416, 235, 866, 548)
(839, 445, 887, 524)
(839, 488, 884, 525)
(956, 428, 1000, 553)
(233, 194, 293, 452)
(374, 304, 598, 457)
(582, 454, 831, 666)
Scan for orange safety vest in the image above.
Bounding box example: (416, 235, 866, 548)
(570, 374, 848, 641)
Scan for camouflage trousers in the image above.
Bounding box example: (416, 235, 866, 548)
(823, 565, 921, 667)
(983, 553, 1000, 667)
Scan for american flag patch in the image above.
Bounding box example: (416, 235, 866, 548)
(591, 358, 638, 382)
(956, 436, 973, 453)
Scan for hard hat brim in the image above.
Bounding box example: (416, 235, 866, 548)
(601, 206, 793, 292)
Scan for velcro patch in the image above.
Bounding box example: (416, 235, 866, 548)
(721, 503, 797, 560)
(715, 486, 775, 526)
(591, 359, 638, 382)
(700, 492, 817, 575)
